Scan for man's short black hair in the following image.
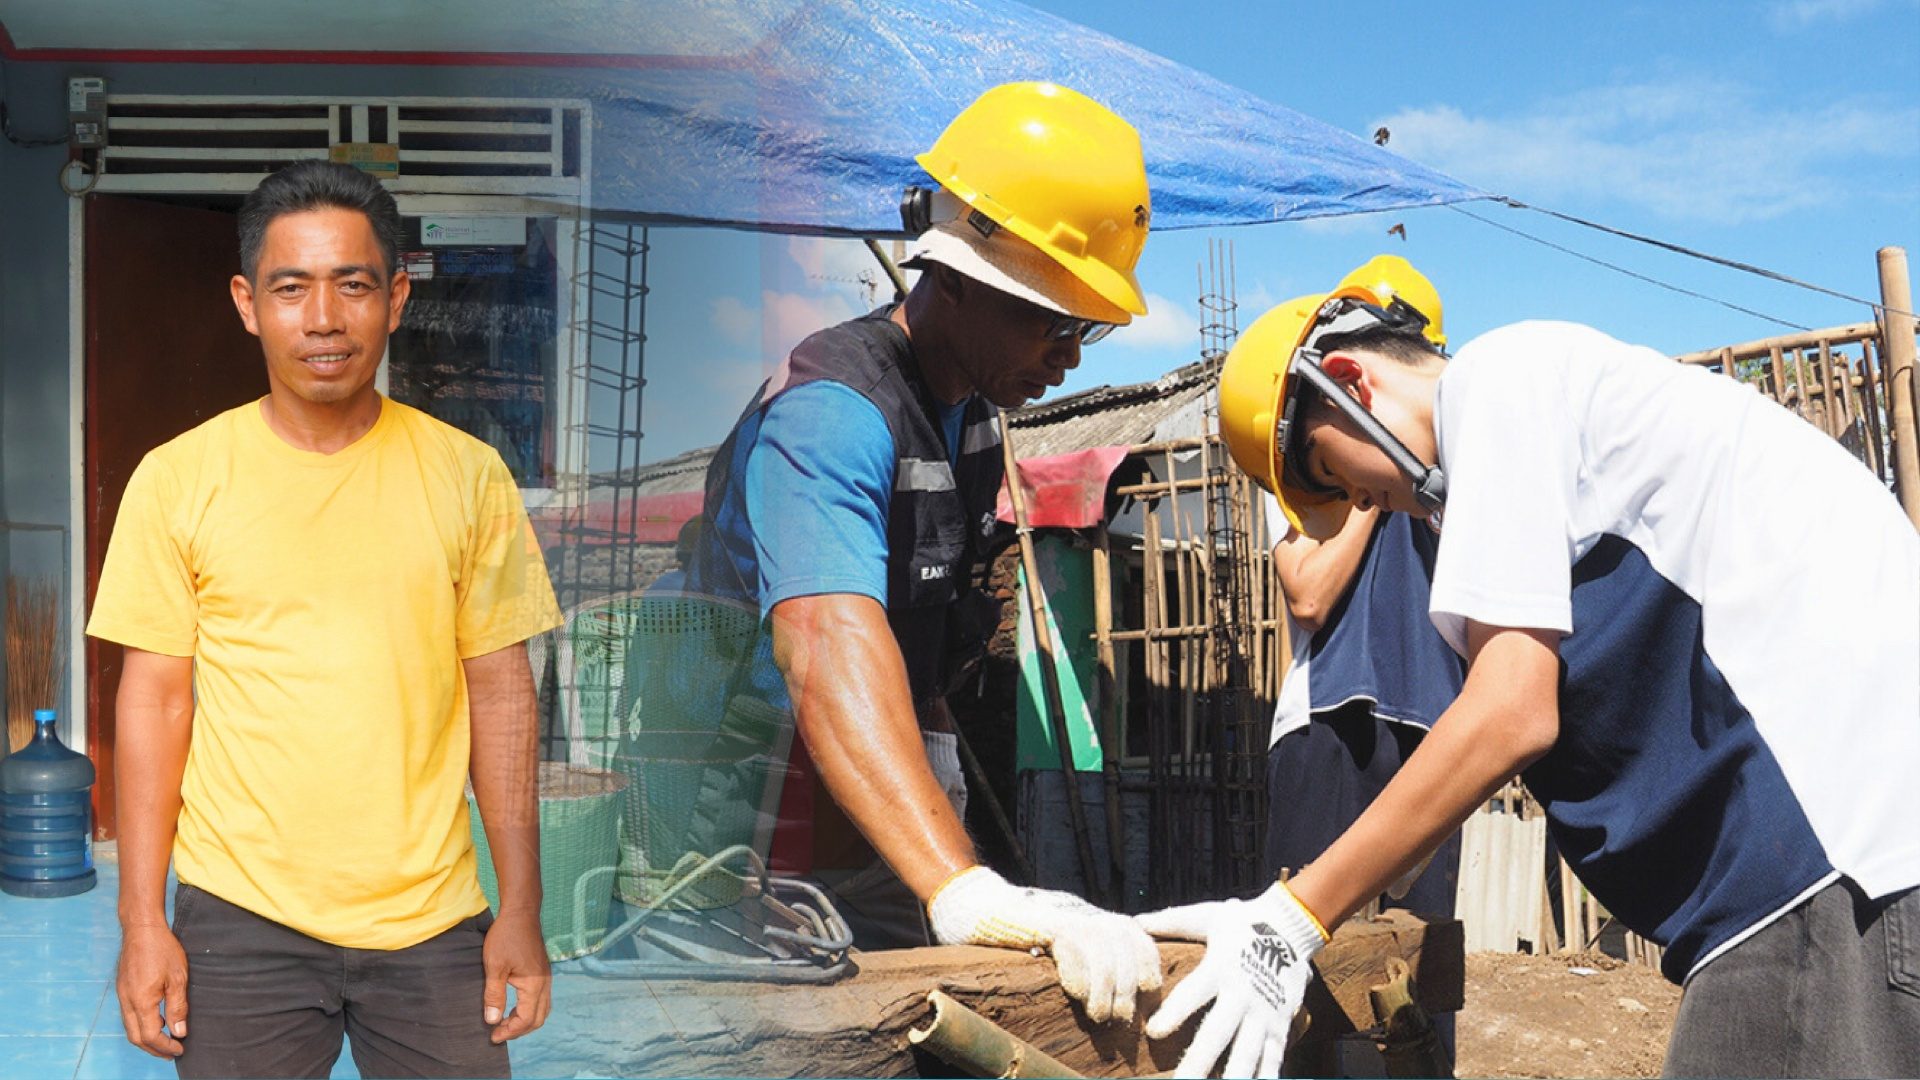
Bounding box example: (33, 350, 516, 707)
(1314, 323, 1445, 369)
(237, 160, 403, 283)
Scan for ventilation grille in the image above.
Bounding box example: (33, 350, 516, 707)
(97, 96, 585, 194)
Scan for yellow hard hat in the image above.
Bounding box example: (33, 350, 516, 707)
(915, 82, 1150, 321)
(1336, 255, 1446, 348)
(1220, 291, 1347, 537)
(1220, 261, 1449, 536)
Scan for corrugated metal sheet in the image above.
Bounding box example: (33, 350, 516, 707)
(619, 358, 1215, 491)
(1006, 360, 1215, 458)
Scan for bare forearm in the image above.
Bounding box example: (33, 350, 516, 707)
(113, 652, 193, 929)
(771, 595, 976, 899)
(466, 644, 542, 916)
(1288, 624, 1561, 928)
(1275, 508, 1378, 629)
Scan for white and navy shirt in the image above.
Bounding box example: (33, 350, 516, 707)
(1431, 321, 1920, 983)
(1265, 496, 1464, 748)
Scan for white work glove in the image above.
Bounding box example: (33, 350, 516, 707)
(1136, 880, 1329, 1079)
(928, 866, 1163, 1023)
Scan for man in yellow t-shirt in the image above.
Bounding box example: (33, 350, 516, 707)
(87, 160, 562, 1079)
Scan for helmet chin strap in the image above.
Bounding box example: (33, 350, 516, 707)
(1288, 350, 1447, 513)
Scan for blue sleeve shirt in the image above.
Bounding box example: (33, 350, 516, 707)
(720, 379, 970, 617)
(743, 381, 894, 611)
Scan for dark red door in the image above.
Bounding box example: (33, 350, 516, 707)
(84, 194, 266, 839)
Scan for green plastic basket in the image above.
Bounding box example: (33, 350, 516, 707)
(608, 692, 792, 907)
(467, 762, 626, 961)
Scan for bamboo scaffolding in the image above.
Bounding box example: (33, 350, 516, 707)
(1819, 340, 1842, 437)
(1793, 347, 1814, 420)
(1862, 338, 1887, 478)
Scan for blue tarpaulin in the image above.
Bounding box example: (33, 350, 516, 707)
(511, 0, 1489, 233)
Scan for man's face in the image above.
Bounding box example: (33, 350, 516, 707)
(955, 278, 1085, 408)
(230, 207, 408, 410)
(1296, 395, 1428, 518)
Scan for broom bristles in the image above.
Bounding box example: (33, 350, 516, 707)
(5, 577, 64, 753)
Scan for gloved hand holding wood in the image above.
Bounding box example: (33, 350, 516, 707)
(1136, 880, 1329, 1079)
(927, 866, 1163, 1023)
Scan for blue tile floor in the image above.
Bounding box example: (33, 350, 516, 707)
(0, 846, 650, 1079)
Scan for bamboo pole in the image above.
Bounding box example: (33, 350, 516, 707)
(1675, 321, 1881, 365)
(1862, 338, 1887, 479)
(1827, 340, 1858, 432)
(1819, 340, 1841, 437)
(1141, 501, 1167, 907)
(1113, 475, 1217, 499)
(1878, 247, 1920, 527)
(999, 415, 1105, 904)
(1793, 347, 1814, 421)
(909, 990, 1084, 1079)
(1559, 857, 1581, 951)
(1769, 345, 1790, 406)
(1840, 349, 1862, 443)
(1091, 530, 1127, 906)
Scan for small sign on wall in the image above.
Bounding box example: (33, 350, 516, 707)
(420, 216, 527, 247)
(401, 251, 434, 281)
(330, 142, 399, 177)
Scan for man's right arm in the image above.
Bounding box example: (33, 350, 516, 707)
(114, 647, 194, 1059)
(768, 592, 975, 898)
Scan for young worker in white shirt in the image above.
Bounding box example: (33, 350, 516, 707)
(1139, 281, 1920, 1079)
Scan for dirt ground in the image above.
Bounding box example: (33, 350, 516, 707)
(1453, 951, 1683, 1079)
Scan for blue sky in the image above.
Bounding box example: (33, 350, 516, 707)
(635, 0, 1919, 463)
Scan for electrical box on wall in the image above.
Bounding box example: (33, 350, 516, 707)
(67, 77, 106, 149)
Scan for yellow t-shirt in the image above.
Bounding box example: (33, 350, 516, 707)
(86, 397, 562, 949)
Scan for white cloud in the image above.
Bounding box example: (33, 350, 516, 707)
(1375, 78, 1918, 225)
(759, 289, 863, 357)
(1108, 292, 1203, 353)
(709, 295, 758, 347)
(710, 287, 865, 359)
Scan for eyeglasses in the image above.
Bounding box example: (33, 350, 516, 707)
(1044, 313, 1116, 345)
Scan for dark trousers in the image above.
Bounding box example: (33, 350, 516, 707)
(170, 883, 510, 1080)
(1264, 706, 1462, 1060)
(1263, 705, 1461, 918)
(1664, 879, 1920, 1078)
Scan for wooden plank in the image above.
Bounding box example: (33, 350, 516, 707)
(533, 911, 1462, 1077)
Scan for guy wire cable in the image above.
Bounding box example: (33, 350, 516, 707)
(1446, 203, 1810, 332)
(1499, 197, 1916, 320)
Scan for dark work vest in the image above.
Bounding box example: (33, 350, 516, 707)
(694, 307, 1005, 709)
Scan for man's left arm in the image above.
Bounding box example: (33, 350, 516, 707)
(465, 640, 550, 1044)
(1141, 621, 1561, 1078)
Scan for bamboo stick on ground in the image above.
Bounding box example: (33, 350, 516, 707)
(910, 989, 1085, 1079)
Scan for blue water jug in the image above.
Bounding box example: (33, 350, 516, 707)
(0, 709, 97, 898)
